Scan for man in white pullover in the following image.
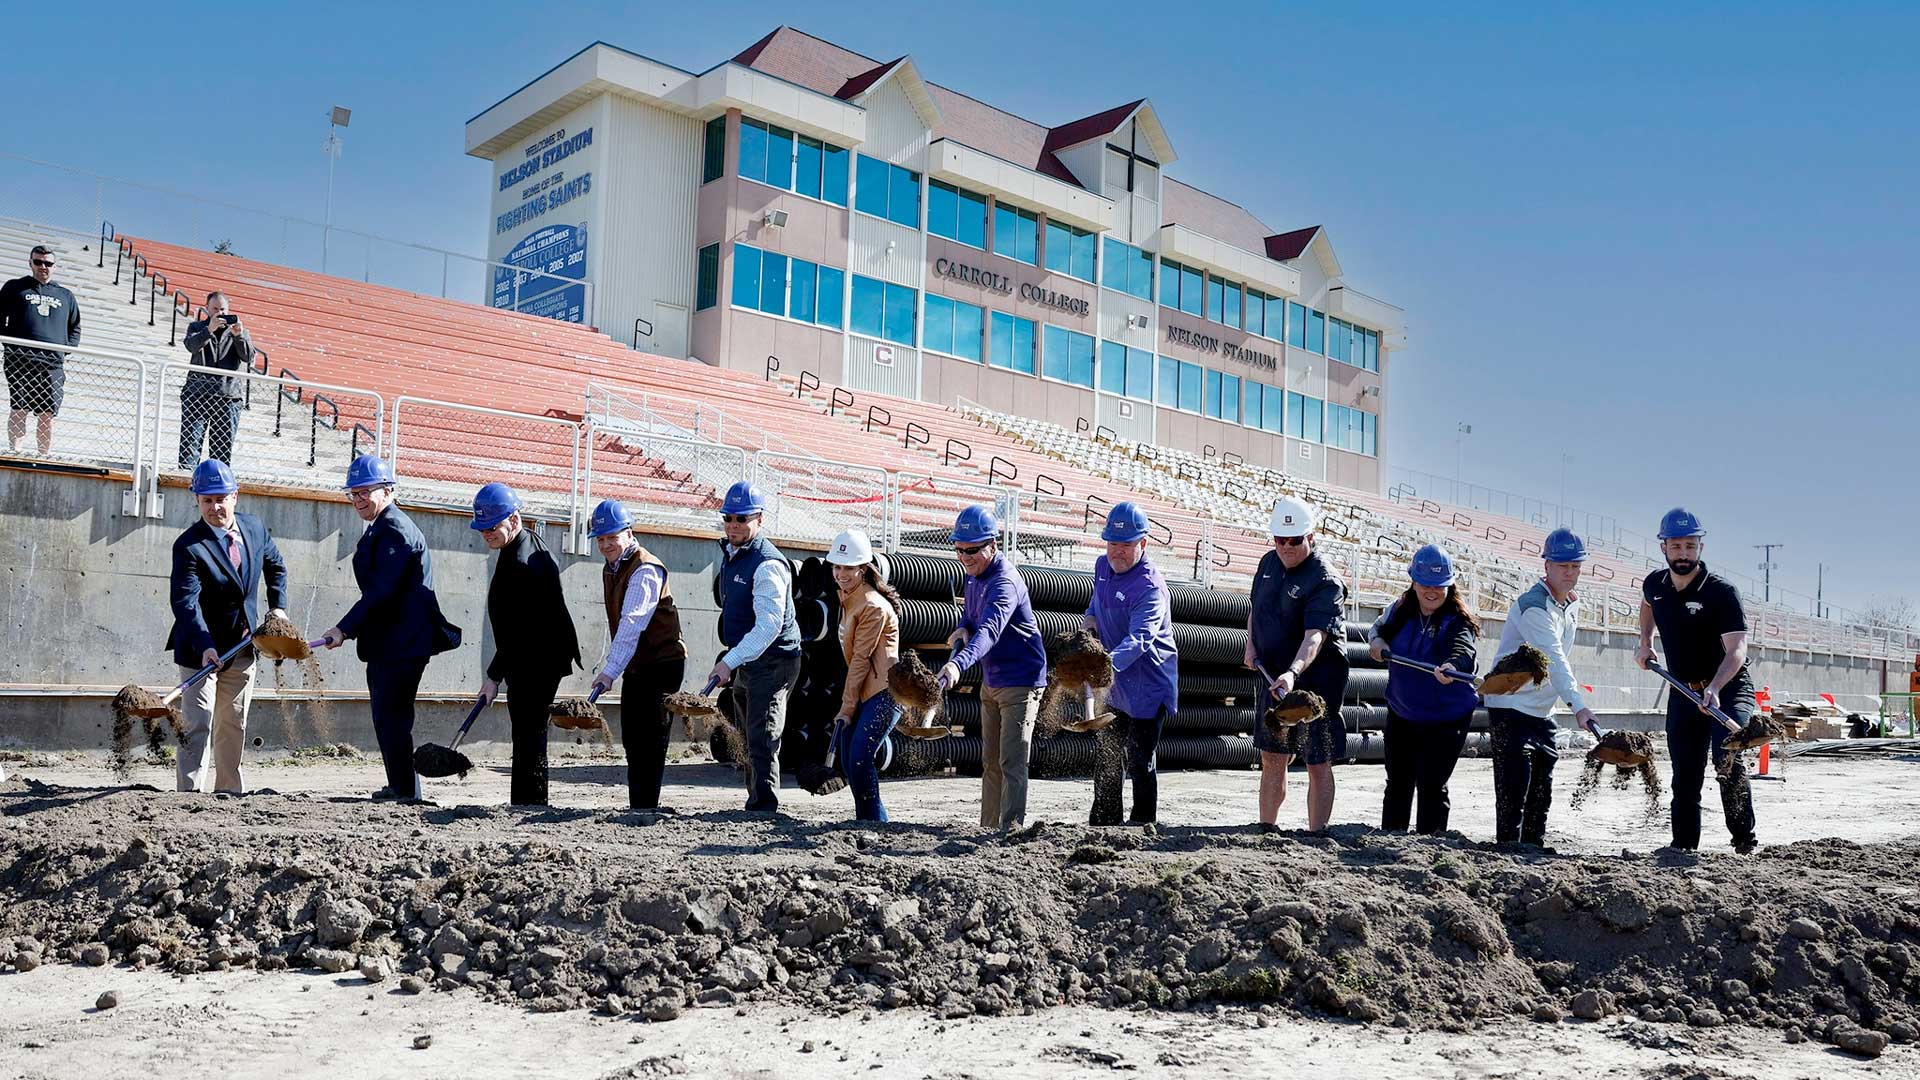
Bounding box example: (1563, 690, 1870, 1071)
(1482, 528, 1600, 846)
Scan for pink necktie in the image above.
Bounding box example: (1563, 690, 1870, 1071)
(228, 532, 242, 570)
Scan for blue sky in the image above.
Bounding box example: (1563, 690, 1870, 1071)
(10, 2, 1915, 617)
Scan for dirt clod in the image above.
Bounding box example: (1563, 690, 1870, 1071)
(413, 1034, 433, 1051)
(94, 990, 119, 1010)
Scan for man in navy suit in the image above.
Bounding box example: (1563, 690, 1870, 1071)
(321, 455, 462, 801)
(167, 459, 288, 793)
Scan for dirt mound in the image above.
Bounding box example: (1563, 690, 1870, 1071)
(5, 788, 1911, 1043)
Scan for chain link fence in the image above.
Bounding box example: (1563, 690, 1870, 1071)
(154, 362, 382, 495)
(0, 336, 146, 473)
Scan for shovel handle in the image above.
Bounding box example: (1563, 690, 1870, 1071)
(1646, 661, 1741, 734)
(162, 632, 254, 705)
(699, 675, 721, 697)
(305, 638, 328, 649)
(587, 684, 605, 705)
(1378, 647, 1485, 690)
(446, 694, 490, 751)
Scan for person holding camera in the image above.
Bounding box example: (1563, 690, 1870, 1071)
(179, 291, 254, 468)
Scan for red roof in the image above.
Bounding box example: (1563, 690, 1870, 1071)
(1263, 226, 1322, 262)
(726, 28, 1313, 252)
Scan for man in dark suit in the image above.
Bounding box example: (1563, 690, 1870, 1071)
(166, 459, 288, 793)
(178, 290, 254, 468)
(320, 455, 461, 801)
(471, 482, 579, 806)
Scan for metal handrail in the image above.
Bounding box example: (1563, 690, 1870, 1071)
(149, 360, 386, 497)
(828, 387, 854, 416)
(987, 455, 1016, 486)
(632, 317, 653, 349)
(864, 404, 891, 433)
(796, 371, 820, 398)
(764, 355, 780, 381)
(943, 437, 971, 467)
(903, 421, 929, 450)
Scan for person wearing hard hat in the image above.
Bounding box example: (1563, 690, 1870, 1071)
(320, 455, 462, 802)
(1083, 502, 1178, 826)
(1635, 508, 1759, 853)
(1482, 527, 1600, 846)
(1245, 495, 1351, 832)
(471, 483, 580, 807)
(165, 459, 289, 793)
(826, 528, 904, 821)
(1367, 545, 1480, 834)
(710, 481, 801, 812)
(587, 498, 688, 810)
(939, 504, 1049, 830)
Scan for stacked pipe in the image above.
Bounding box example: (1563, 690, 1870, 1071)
(872, 553, 1494, 776)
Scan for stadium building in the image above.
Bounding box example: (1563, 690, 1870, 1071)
(466, 27, 1402, 491)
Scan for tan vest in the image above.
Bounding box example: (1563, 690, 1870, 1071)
(604, 545, 687, 666)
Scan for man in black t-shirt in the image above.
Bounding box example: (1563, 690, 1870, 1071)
(1635, 508, 1758, 853)
(2, 244, 82, 456)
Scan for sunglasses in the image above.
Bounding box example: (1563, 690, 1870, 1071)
(721, 513, 759, 524)
(31, 260, 54, 269)
(1273, 536, 1307, 547)
(954, 543, 991, 557)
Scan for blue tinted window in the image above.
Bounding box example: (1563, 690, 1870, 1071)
(1220, 373, 1240, 423)
(1306, 308, 1325, 354)
(855, 155, 890, 219)
(1100, 339, 1127, 395)
(889, 166, 920, 229)
(1266, 295, 1285, 342)
(796, 136, 823, 200)
(1102, 239, 1153, 300)
(993, 205, 1037, 265)
(1125, 347, 1153, 400)
(763, 125, 794, 189)
(1180, 264, 1202, 316)
(1067, 329, 1094, 386)
(1287, 302, 1306, 348)
(1158, 355, 1179, 405)
(1159, 259, 1181, 308)
(952, 299, 982, 361)
(1244, 289, 1264, 336)
(990, 312, 1035, 372)
(821, 145, 849, 207)
(731, 244, 761, 310)
(758, 252, 787, 316)
(1071, 229, 1096, 282)
(1245, 381, 1261, 427)
(1101, 238, 1130, 293)
(1205, 276, 1223, 323)
(1205, 368, 1221, 417)
(1223, 282, 1241, 329)
(790, 258, 817, 323)
(1179, 362, 1202, 412)
(924, 295, 956, 356)
(738, 120, 768, 189)
(883, 282, 916, 346)
(958, 188, 985, 247)
(816, 266, 843, 329)
(850, 274, 884, 339)
(928, 181, 959, 243)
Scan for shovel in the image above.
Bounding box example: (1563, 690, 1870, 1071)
(414, 696, 488, 779)
(1255, 662, 1325, 727)
(1058, 686, 1117, 734)
(1645, 660, 1742, 735)
(663, 676, 724, 722)
(122, 634, 254, 719)
(1377, 647, 1487, 691)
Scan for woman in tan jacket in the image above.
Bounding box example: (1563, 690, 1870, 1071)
(827, 528, 903, 821)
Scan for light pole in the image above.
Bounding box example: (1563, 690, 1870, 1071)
(1454, 422, 1471, 503)
(323, 106, 351, 274)
(1754, 543, 1784, 605)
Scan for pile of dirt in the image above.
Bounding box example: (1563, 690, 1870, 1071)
(252, 614, 309, 660)
(3, 788, 1911, 1054)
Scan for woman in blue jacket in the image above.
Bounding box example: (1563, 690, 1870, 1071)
(1367, 545, 1479, 834)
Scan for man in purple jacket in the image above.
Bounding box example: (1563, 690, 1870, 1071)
(938, 505, 1048, 830)
(1083, 503, 1178, 825)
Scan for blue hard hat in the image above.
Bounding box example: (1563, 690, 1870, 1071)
(1657, 507, 1704, 540)
(470, 482, 521, 531)
(721, 481, 766, 516)
(1408, 544, 1456, 587)
(342, 454, 394, 491)
(588, 498, 634, 539)
(950, 504, 999, 545)
(189, 458, 237, 496)
(1100, 502, 1150, 543)
(1543, 527, 1588, 564)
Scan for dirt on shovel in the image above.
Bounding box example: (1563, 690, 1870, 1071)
(109, 686, 181, 778)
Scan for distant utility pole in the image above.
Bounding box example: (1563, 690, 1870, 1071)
(1754, 543, 1784, 604)
(1815, 563, 1827, 619)
(1454, 422, 1471, 500)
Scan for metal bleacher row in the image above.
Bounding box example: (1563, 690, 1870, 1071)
(1, 216, 1906, 662)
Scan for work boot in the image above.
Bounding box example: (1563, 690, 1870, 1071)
(370, 787, 401, 802)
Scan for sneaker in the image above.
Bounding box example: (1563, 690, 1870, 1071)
(370, 787, 400, 802)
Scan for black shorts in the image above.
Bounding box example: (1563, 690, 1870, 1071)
(1253, 674, 1349, 764)
(4, 352, 66, 415)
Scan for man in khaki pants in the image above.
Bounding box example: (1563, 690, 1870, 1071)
(166, 459, 289, 793)
(938, 505, 1049, 830)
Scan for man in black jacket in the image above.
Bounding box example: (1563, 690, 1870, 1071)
(471, 482, 579, 806)
(321, 455, 462, 801)
(2, 244, 81, 456)
(167, 459, 289, 793)
(179, 291, 255, 467)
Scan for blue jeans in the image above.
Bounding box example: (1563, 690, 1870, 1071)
(834, 690, 901, 821)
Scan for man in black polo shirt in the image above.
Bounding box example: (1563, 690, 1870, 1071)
(1635, 507, 1758, 853)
